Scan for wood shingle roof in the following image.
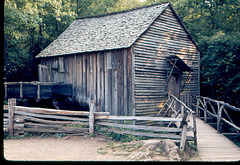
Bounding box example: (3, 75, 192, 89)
(36, 3, 169, 58)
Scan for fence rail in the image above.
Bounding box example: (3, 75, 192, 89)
(193, 96, 240, 134)
(4, 97, 196, 152)
(4, 99, 107, 136)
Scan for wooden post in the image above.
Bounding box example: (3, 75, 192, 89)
(20, 81, 23, 99)
(181, 105, 184, 117)
(203, 98, 207, 122)
(217, 105, 223, 133)
(180, 123, 187, 152)
(37, 83, 40, 99)
(196, 98, 199, 117)
(180, 111, 189, 152)
(5, 84, 7, 98)
(192, 113, 197, 146)
(38, 64, 42, 82)
(8, 98, 16, 137)
(89, 100, 96, 135)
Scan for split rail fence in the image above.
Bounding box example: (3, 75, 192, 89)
(4, 96, 196, 152)
(193, 96, 240, 135)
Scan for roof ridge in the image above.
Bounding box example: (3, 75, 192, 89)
(76, 2, 170, 20)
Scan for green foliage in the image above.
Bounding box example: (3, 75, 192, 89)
(54, 133, 66, 139)
(200, 32, 240, 106)
(4, 0, 240, 107)
(4, 132, 34, 139)
(94, 124, 151, 142)
(172, 0, 240, 107)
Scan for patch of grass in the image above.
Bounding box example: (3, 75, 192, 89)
(40, 133, 51, 138)
(188, 141, 197, 151)
(4, 132, 34, 139)
(54, 133, 66, 139)
(95, 124, 158, 142)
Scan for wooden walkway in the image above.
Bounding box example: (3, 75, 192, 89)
(196, 118, 240, 161)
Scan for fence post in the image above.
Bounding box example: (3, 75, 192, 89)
(192, 113, 197, 146)
(196, 98, 199, 117)
(89, 100, 96, 136)
(203, 98, 207, 122)
(8, 98, 16, 137)
(217, 104, 223, 133)
(181, 105, 184, 117)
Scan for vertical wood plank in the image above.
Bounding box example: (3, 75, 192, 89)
(97, 53, 101, 112)
(89, 100, 96, 135)
(104, 53, 109, 113)
(82, 54, 87, 103)
(131, 46, 135, 117)
(79, 55, 83, 102)
(112, 51, 118, 116)
(100, 52, 105, 112)
(127, 47, 132, 116)
(93, 53, 97, 111)
(123, 49, 127, 116)
(87, 54, 90, 104)
(107, 52, 112, 114)
(117, 50, 124, 116)
(8, 98, 16, 137)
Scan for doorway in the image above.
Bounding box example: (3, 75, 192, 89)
(167, 73, 180, 99)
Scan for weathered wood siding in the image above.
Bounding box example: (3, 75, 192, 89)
(40, 48, 134, 116)
(133, 6, 200, 116)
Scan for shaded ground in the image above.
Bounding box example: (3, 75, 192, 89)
(4, 136, 200, 161)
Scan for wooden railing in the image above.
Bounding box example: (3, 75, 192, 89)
(193, 96, 240, 134)
(156, 94, 197, 148)
(4, 81, 72, 99)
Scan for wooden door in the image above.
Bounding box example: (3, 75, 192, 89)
(167, 73, 180, 99)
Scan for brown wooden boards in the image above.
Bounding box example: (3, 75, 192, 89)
(196, 118, 240, 161)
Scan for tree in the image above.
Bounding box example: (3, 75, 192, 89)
(4, 0, 240, 107)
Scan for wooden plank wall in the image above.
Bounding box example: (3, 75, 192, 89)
(40, 48, 134, 116)
(133, 6, 200, 117)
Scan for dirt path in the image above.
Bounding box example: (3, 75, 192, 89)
(4, 135, 201, 161)
(4, 136, 127, 161)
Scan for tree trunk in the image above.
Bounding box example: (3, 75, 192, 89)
(4, 34, 9, 81)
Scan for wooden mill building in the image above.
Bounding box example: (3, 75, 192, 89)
(36, 3, 200, 116)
